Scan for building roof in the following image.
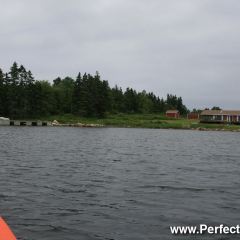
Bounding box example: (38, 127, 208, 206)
(166, 110, 179, 113)
(201, 110, 240, 115)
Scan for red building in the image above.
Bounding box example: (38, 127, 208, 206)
(166, 110, 179, 119)
(187, 113, 199, 119)
(201, 110, 240, 123)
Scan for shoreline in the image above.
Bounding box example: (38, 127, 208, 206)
(1, 120, 239, 132)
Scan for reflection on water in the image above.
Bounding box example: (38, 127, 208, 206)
(0, 127, 240, 239)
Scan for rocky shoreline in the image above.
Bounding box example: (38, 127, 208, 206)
(149, 127, 240, 132)
(52, 122, 104, 127)
(192, 127, 240, 132)
(52, 121, 240, 132)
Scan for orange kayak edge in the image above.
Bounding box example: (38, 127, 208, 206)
(0, 216, 17, 240)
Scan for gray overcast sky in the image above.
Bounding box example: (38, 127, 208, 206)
(1, 0, 240, 111)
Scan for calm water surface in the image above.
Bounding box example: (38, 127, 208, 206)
(0, 126, 240, 240)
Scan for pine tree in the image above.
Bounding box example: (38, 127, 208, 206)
(18, 65, 28, 119)
(0, 68, 4, 115)
(94, 74, 110, 118)
(24, 70, 35, 117)
(72, 72, 83, 115)
(9, 62, 19, 85)
(26, 70, 34, 84)
(123, 88, 138, 113)
(8, 62, 21, 119)
(110, 85, 124, 113)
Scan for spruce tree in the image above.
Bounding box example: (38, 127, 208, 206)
(0, 68, 4, 115)
(8, 62, 20, 119)
(18, 65, 27, 119)
(72, 72, 83, 115)
(110, 85, 124, 113)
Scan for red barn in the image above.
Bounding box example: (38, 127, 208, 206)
(166, 110, 179, 119)
(187, 113, 199, 119)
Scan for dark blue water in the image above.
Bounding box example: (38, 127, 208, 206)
(0, 126, 240, 239)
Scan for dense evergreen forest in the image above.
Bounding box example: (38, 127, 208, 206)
(0, 62, 189, 119)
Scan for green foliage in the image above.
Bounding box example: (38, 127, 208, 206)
(211, 106, 222, 110)
(72, 72, 110, 118)
(192, 108, 203, 114)
(1, 62, 190, 120)
(52, 76, 74, 114)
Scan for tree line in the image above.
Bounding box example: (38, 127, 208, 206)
(0, 62, 189, 119)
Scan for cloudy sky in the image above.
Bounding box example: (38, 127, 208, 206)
(1, 0, 240, 111)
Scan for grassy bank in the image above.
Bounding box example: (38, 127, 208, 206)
(32, 113, 240, 130)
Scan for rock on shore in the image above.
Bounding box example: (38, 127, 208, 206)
(194, 127, 240, 132)
(52, 121, 104, 127)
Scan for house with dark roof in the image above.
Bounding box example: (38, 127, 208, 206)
(200, 110, 240, 124)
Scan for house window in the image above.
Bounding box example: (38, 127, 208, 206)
(238, 116, 240, 121)
(214, 115, 222, 120)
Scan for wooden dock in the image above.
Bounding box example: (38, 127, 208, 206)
(0, 119, 52, 126)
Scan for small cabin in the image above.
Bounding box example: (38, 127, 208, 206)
(200, 110, 240, 123)
(166, 110, 179, 119)
(187, 113, 199, 119)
